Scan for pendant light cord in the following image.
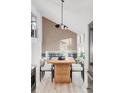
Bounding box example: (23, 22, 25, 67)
(61, 0, 64, 25)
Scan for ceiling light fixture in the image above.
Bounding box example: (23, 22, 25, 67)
(55, 0, 68, 30)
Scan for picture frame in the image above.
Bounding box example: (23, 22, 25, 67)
(31, 13, 37, 38)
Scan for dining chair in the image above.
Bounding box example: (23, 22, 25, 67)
(40, 59, 54, 82)
(70, 62, 84, 82)
(67, 57, 74, 60)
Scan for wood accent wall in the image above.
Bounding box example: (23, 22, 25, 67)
(42, 17, 77, 52)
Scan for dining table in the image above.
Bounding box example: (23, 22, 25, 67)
(48, 57, 76, 83)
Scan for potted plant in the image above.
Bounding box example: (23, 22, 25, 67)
(75, 52, 85, 64)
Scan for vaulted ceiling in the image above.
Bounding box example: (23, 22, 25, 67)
(32, 0, 93, 34)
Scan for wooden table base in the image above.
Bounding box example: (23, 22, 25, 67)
(54, 64, 71, 83)
(48, 58, 75, 83)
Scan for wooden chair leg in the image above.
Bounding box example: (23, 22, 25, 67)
(40, 71, 41, 81)
(81, 70, 84, 81)
(83, 70, 84, 81)
(52, 70, 54, 82)
(70, 65, 72, 82)
(41, 71, 45, 79)
(70, 70, 72, 82)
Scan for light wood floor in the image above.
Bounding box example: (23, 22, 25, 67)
(32, 72, 92, 93)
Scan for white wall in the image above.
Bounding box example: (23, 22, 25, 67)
(84, 26, 89, 88)
(31, 3, 42, 91)
(76, 24, 90, 88)
(31, 3, 42, 64)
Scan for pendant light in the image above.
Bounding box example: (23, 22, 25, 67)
(55, 0, 68, 30)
